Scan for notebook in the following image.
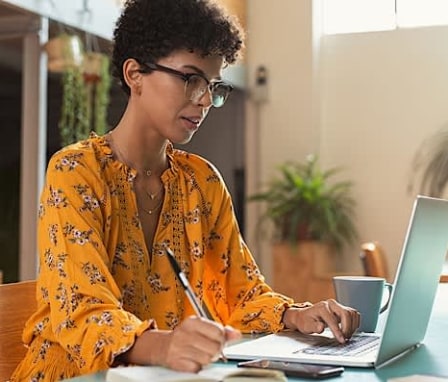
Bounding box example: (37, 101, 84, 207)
(106, 365, 287, 382)
(224, 195, 448, 368)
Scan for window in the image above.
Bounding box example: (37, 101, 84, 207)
(323, 0, 448, 35)
(323, 0, 395, 34)
(397, 0, 448, 27)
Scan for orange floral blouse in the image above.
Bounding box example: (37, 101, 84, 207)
(11, 134, 295, 381)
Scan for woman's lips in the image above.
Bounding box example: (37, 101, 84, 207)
(182, 116, 201, 131)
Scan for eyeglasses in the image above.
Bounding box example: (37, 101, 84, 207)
(139, 62, 233, 108)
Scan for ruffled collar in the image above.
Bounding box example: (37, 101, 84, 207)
(93, 132, 178, 183)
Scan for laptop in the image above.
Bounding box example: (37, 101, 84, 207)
(224, 195, 448, 368)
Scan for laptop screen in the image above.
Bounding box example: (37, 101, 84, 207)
(376, 195, 448, 366)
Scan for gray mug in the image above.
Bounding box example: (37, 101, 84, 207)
(333, 276, 393, 332)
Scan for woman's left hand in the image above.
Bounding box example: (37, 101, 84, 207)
(282, 299, 360, 343)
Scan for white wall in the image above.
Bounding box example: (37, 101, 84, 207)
(321, 26, 448, 275)
(246, 1, 448, 281)
(245, 0, 320, 278)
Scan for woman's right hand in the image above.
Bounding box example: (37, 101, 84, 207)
(123, 316, 241, 372)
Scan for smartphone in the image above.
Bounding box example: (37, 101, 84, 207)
(237, 359, 344, 379)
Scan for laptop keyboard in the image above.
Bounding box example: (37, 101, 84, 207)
(298, 334, 380, 357)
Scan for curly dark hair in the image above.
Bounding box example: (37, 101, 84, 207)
(112, 0, 245, 95)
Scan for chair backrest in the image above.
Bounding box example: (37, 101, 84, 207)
(359, 241, 389, 280)
(0, 280, 37, 382)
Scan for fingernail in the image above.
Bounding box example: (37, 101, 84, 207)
(220, 352, 228, 363)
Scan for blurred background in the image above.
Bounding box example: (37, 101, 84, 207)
(0, 0, 447, 292)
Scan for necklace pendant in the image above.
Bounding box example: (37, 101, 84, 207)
(146, 169, 152, 177)
(149, 193, 155, 200)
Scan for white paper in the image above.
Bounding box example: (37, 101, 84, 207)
(106, 365, 286, 382)
(388, 375, 448, 382)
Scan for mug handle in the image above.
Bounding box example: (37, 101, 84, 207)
(379, 282, 393, 313)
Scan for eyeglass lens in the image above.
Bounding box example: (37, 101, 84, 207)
(186, 74, 231, 108)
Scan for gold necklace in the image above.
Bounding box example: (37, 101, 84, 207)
(109, 132, 154, 178)
(146, 188, 163, 200)
(142, 184, 165, 215)
(108, 132, 166, 216)
(140, 197, 164, 215)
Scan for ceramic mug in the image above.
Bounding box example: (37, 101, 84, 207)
(333, 276, 393, 332)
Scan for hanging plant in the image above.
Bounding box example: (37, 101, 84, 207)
(83, 52, 111, 136)
(46, 34, 112, 147)
(44, 33, 84, 73)
(57, 51, 112, 145)
(58, 66, 90, 146)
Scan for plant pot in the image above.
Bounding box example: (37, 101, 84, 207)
(83, 52, 105, 83)
(44, 34, 84, 73)
(272, 241, 337, 303)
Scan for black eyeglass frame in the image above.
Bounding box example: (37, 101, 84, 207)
(138, 62, 233, 108)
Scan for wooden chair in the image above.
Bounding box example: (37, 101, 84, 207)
(360, 241, 448, 283)
(0, 280, 37, 382)
(359, 241, 389, 280)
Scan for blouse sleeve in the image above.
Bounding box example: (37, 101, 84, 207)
(202, 165, 310, 334)
(37, 148, 153, 373)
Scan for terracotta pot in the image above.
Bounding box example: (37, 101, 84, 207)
(44, 34, 84, 73)
(82, 52, 104, 80)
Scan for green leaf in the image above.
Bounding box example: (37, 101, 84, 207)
(249, 155, 358, 253)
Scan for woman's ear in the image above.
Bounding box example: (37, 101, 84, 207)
(123, 58, 143, 96)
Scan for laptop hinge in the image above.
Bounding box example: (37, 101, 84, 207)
(375, 343, 421, 369)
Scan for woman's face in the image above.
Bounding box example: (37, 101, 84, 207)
(132, 50, 226, 145)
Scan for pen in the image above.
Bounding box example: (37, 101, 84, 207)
(165, 247, 228, 362)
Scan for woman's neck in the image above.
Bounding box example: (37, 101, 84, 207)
(108, 123, 169, 178)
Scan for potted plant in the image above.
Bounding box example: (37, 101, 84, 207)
(45, 33, 111, 146)
(57, 51, 111, 146)
(82, 51, 112, 137)
(249, 154, 358, 302)
(250, 154, 358, 250)
(44, 33, 84, 73)
(408, 127, 448, 283)
(408, 126, 448, 197)
(59, 65, 90, 146)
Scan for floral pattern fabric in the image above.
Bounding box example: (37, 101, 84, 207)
(11, 134, 294, 381)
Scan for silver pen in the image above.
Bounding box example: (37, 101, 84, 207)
(165, 247, 228, 362)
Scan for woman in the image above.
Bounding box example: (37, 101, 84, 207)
(11, 0, 359, 380)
